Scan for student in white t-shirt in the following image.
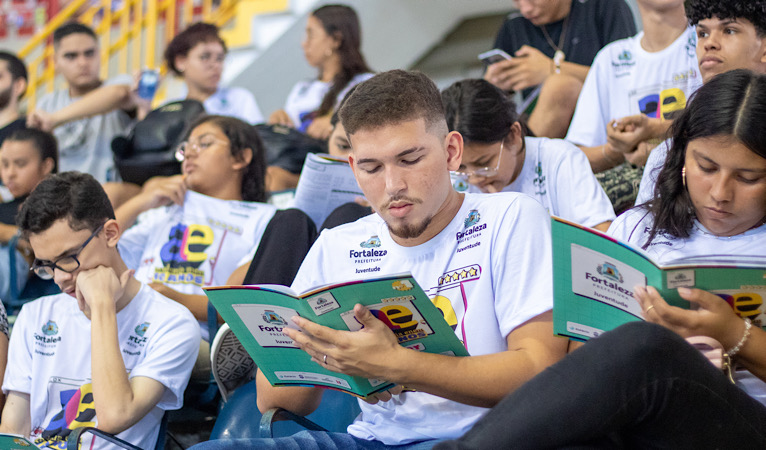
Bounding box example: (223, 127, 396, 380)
(268, 4, 373, 140)
(191, 70, 568, 450)
(566, 0, 698, 173)
(442, 78, 614, 231)
(635, 0, 766, 205)
(0, 172, 199, 449)
(164, 23, 264, 124)
(115, 115, 276, 341)
(436, 69, 766, 450)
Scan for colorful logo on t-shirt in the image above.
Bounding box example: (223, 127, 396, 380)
(42, 321, 58, 336)
(155, 223, 215, 287)
(638, 87, 687, 120)
(715, 293, 763, 322)
(618, 50, 632, 62)
(464, 210, 480, 228)
(360, 236, 381, 248)
(597, 262, 624, 283)
(38, 383, 97, 445)
(135, 322, 150, 337)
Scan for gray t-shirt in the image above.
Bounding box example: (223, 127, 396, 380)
(36, 75, 135, 182)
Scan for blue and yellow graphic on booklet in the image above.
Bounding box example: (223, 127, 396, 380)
(205, 274, 468, 398)
(552, 217, 766, 341)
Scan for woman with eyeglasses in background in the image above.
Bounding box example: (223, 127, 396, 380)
(114, 115, 275, 345)
(441, 79, 614, 231)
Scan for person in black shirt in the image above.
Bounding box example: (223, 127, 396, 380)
(486, 0, 635, 138)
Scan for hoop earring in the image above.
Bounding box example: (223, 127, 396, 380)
(682, 166, 686, 187)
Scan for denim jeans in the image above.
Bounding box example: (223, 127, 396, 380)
(436, 322, 766, 450)
(190, 431, 440, 450)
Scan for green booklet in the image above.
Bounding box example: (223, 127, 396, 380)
(204, 273, 469, 397)
(0, 434, 36, 449)
(552, 217, 766, 341)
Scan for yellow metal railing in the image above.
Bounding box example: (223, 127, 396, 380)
(19, 0, 288, 109)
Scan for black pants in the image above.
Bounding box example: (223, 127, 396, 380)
(436, 322, 766, 449)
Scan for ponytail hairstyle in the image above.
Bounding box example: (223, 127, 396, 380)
(312, 4, 371, 117)
(441, 78, 523, 144)
(646, 69, 766, 247)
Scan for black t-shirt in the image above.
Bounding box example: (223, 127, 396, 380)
(0, 195, 26, 226)
(493, 0, 637, 67)
(0, 118, 26, 148)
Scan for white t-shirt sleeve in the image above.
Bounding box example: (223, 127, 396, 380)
(566, 48, 611, 147)
(118, 208, 165, 270)
(635, 139, 671, 206)
(130, 292, 200, 410)
(2, 304, 34, 395)
(548, 140, 616, 227)
(606, 208, 652, 245)
(290, 231, 331, 293)
(491, 195, 554, 337)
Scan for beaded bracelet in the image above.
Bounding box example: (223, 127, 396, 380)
(727, 318, 752, 359)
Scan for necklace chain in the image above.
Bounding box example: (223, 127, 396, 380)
(540, 14, 570, 54)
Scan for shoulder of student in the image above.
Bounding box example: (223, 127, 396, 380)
(607, 206, 653, 244)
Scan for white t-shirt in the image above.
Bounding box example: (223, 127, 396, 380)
(36, 75, 135, 182)
(284, 72, 374, 131)
(3, 284, 200, 450)
(502, 136, 615, 227)
(170, 85, 264, 124)
(291, 192, 554, 444)
(566, 27, 701, 147)
(635, 138, 671, 205)
(607, 208, 766, 405)
(118, 191, 276, 340)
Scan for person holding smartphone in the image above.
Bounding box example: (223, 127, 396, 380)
(486, 0, 635, 139)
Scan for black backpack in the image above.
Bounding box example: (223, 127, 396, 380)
(112, 99, 206, 185)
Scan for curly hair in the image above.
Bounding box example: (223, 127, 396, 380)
(646, 69, 766, 247)
(686, 0, 766, 36)
(17, 172, 114, 238)
(164, 23, 227, 76)
(184, 115, 267, 203)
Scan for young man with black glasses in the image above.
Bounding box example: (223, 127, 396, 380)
(0, 172, 199, 449)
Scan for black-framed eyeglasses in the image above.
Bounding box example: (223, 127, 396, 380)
(31, 224, 104, 280)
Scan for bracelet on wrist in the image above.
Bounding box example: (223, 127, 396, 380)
(726, 318, 752, 359)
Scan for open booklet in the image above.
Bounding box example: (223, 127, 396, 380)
(552, 217, 766, 341)
(291, 153, 364, 228)
(0, 434, 36, 449)
(204, 273, 469, 398)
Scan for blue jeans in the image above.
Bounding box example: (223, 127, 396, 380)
(436, 322, 766, 449)
(189, 431, 440, 450)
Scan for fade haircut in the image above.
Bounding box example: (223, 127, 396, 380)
(0, 51, 27, 99)
(53, 22, 97, 47)
(686, 0, 766, 36)
(17, 172, 114, 238)
(339, 70, 448, 137)
(6, 128, 59, 173)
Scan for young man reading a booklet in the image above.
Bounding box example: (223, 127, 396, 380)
(192, 70, 568, 449)
(0, 172, 199, 449)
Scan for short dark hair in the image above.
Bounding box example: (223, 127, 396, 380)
(164, 23, 226, 76)
(185, 115, 267, 202)
(17, 172, 114, 238)
(6, 128, 58, 174)
(53, 22, 97, 46)
(339, 70, 447, 136)
(647, 69, 766, 246)
(686, 0, 766, 36)
(330, 83, 359, 127)
(0, 51, 27, 100)
(441, 79, 520, 144)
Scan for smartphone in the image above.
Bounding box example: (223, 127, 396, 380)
(478, 49, 512, 65)
(137, 69, 160, 100)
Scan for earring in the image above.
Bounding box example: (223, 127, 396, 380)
(681, 166, 686, 187)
